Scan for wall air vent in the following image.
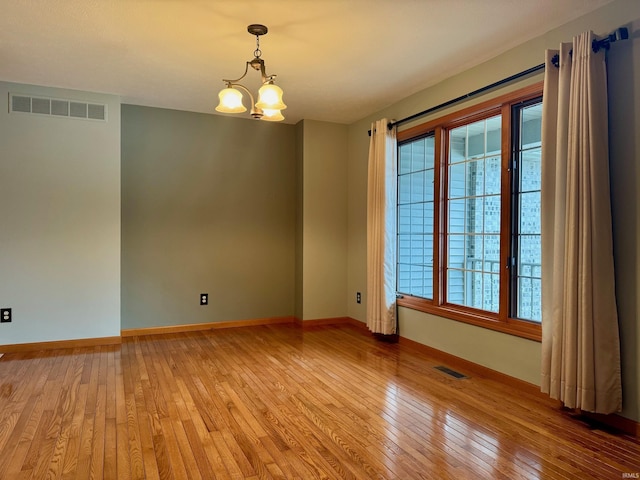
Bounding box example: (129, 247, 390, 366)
(9, 94, 107, 121)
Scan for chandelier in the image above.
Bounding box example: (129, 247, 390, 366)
(215, 24, 286, 122)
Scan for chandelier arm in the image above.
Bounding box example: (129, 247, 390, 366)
(226, 83, 263, 118)
(222, 61, 252, 85)
(258, 61, 268, 83)
(225, 83, 255, 106)
(258, 63, 278, 85)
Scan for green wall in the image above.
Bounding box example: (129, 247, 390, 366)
(0, 82, 121, 344)
(294, 121, 304, 320)
(295, 120, 349, 321)
(347, 0, 640, 422)
(121, 105, 296, 328)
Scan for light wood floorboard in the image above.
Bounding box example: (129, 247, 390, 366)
(0, 324, 638, 479)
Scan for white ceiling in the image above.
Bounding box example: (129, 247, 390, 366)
(1, 0, 614, 125)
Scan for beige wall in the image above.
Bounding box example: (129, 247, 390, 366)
(609, 15, 640, 424)
(347, 0, 640, 421)
(121, 105, 296, 328)
(296, 120, 349, 320)
(0, 82, 121, 344)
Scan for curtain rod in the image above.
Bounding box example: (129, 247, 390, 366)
(551, 26, 629, 67)
(368, 25, 630, 136)
(367, 63, 544, 136)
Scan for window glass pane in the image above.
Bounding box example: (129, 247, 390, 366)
(518, 276, 541, 321)
(412, 140, 426, 171)
(485, 196, 501, 234)
(448, 199, 465, 234)
(449, 162, 466, 198)
(485, 156, 501, 195)
(519, 192, 540, 234)
(514, 101, 542, 322)
(446, 115, 501, 312)
(410, 171, 426, 202)
(399, 175, 410, 204)
(483, 273, 500, 311)
(466, 197, 484, 234)
(398, 262, 410, 294)
(521, 150, 541, 192)
(486, 116, 502, 153)
(410, 235, 425, 265)
(398, 235, 411, 263)
(424, 138, 435, 169)
(449, 127, 467, 163)
(423, 201, 434, 233)
(397, 135, 435, 299)
(447, 235, 466, 268)
(399, 144, 412, 175)
(468, 124, 484, 158)
(447, 268, 464, 305)
(521, 106, 542, 148)
(484, 235, 500, 264)
(398, 204, 411, 234)
(468, 158, 484, 194)
(410, 203, 423, 233)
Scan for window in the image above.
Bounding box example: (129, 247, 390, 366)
(398, 136, 435, 300)
(396, 84, 543, 340)
(511, 100, 542, 322)
(447, 114, 502, 312)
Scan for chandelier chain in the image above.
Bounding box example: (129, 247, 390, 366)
(254, 34, 262, 58)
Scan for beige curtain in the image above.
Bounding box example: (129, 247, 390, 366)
(367, 119, 397, 335)
(541, 32, 622, 414)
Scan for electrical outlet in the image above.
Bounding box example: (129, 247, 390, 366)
(1, 308, 11, 323)
(356, 292, 361, 304)
(200, 294, 208, 305)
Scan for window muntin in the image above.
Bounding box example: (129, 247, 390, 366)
(395, 85, 543, 340)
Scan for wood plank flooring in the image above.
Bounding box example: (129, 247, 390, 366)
(0, 324, 638, 479)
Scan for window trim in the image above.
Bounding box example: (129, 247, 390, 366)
(396, 82, 543, 342)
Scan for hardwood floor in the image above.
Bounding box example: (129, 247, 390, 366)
(0, 324, 638, 479)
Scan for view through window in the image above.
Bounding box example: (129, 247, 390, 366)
(396, 87, 543, 338)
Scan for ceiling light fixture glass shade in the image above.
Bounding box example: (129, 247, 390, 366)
(215, 88, 247, 113)
(215, 24, 286, 121)
(256, 83, 286, 110)
(261, 108, 285, 122)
